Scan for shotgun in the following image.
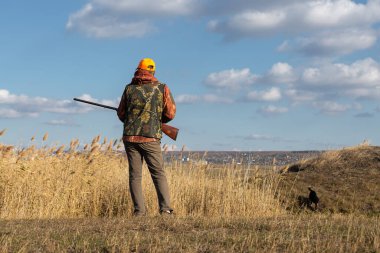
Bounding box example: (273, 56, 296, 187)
(73, 98, 179, 141)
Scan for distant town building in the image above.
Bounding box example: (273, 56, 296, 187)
(163, 151, 321, 166)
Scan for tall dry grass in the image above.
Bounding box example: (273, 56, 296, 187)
(1, 133, 379, 252)
(0, 134, 284, 219)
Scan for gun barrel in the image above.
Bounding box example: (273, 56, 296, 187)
(73, 98, 117, 111)
(73, 97, 179, 141)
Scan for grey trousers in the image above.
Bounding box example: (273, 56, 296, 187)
(124, 141, 172, 214)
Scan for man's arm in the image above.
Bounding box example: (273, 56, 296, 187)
(117, 91, 126, 123)
(162, 85, 176, 123)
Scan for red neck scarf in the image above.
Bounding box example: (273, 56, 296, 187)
(131, 69, 158, 85)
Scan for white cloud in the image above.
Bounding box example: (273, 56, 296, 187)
(208, 1, 380, 56)
(222, 10, 286, 35)
(199, 57, 380, 116)
(0, 89, 118, 119)
(354, 112, 374, 118)
(198, 58, 380, 115)
(45, 119, 79, 126)
(176, 93, 233, 104)
(303, 0, 380, 28)
(67, 0, 380, 61)
(269, 62, 293, 76)
(176, 94, 200, 104)
(302, 58, 380, 88)
(312, 101, 353, 114)
(247, 87, 282, 102)
(93, 0, 200, 16)
(204, 68, 257, 90)
(267, 62, 296, 83)
(282, 58, 380, 106)
(76, 94, 119, 108)
(285, 29, 377, 56)
(277, 40, 290, 52)
(202, 94, 234, 103)
(208, 10, 287, 38)
(0, 108, 38, 118)
(345, 88, 380, 99)
(209, 0, 380, 38)
(257, 105, 288, 116)
(66, 4, 155, 38)
(67, 0, 200, 38)
(209, 62, 296, 87)
(285, 89, 319, 104)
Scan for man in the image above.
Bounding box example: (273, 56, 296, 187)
(117, 58, 176, 216)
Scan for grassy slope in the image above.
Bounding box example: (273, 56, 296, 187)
(1, 215, 379, 253)
(280, 145, 380, 214)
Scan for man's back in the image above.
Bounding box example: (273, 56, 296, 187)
(117, 67, 176, 143)
(123, 82, 165, 139)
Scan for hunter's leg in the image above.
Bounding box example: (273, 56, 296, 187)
(141, 141, 172, 213)
(124, 142, 145, 215)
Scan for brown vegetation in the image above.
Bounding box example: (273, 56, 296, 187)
(0, 134, 281, 219)
(0, 132, 379, 252)
(281, 145, 380, 214)
(1, 215, 379, 252)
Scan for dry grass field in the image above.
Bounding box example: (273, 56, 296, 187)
(281, 144, 380, 214)
(0, 130, 379, 252)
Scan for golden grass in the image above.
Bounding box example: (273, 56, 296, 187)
(0, 133, 379, 252)
(280, 145, 380, 214)
(0, 214, 379, 252)
(0, 129, 6, 137)
(0, 135, 283, 219)
(42, 132, 49, 141)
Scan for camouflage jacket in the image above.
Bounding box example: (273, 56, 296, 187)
(117, 69, 176, 142)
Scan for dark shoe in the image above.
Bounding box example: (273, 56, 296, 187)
(133, 211, 146, 217)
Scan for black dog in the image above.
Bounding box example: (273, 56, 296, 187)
(308, 187, 319, 210)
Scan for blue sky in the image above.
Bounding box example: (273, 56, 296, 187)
(1, 0, 380, 151)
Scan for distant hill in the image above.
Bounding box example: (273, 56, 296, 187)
(280, 145, 380, 214)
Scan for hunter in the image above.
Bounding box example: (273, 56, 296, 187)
(117, 58, 176, 216)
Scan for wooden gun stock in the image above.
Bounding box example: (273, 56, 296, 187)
(73, 98, 179, 141)
(161, 124, 179, 141)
